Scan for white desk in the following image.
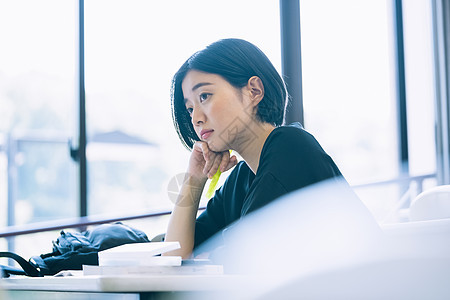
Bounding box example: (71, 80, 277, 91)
(1, 274, 244, 300)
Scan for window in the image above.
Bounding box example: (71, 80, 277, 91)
(0, 0, 444, 260)
(1, 0, 281, 256)
(0, 0, 78, 255)
(0, 0, 77, 226)
(300, 0, 437, 222)
(83, 0, 281, 220)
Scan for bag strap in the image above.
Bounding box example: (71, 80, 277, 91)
(1, 265, 27, 277)
(0, 252, 43, 277)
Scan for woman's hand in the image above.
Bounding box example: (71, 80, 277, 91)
(188, 141, 238, 180)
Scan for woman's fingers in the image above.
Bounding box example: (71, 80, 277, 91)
(219, 152, 229, 172)
(205, 152, 225, 178)
(219, 152, 236, 172)
(192, 142, 237, 178)
(193, 142, 221, 178)
(196, 143, 214, 176)
(223, 155, 238, 172)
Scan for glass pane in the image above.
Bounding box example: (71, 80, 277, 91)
(402, 0, 437, 177)
(0, 0, 77, 229)
(0, 142, 6, 228)
(84, 0, 281, 218)
(301, 0, 397, 183)
(15, 139, 77, 223)
(300, 0, 399, 221)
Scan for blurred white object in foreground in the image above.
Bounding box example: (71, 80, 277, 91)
(192, 179, 450, 300)
(409, 185, 450, 221)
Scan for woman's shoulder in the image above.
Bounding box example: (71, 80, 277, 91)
(265, 122, 320, 150)
(259, 122, 333, 172)
(258, 123, 342, 190)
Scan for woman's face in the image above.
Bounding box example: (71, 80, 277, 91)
(182, 70, 255, 152)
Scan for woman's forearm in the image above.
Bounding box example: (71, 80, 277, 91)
(163, 174, 207, 259)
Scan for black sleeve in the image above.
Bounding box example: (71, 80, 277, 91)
(241, 171, 289, 215)
(193, 190, 226, 249)
(194, 162, 253, 249)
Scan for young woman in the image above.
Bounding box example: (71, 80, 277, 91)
(165, 38, 344, 259)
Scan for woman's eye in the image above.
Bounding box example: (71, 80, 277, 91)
(186, 107, 193, 116)
(199, 93, 211, 102)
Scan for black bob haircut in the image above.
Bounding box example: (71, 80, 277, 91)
(170, 38, 288, 150)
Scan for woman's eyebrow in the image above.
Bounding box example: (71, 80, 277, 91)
(192, 82, 213, 91)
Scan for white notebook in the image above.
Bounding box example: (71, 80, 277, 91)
(98, 242, 181, 266)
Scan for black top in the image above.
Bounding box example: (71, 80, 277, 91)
(194, 123, 343, 250)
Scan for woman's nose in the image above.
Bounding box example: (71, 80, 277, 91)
(191, 106, 205, 125)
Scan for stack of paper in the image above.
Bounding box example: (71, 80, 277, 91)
(85, 242, 224, 276)
(98, 242, 181, 267)
(83, 263, 224, 276)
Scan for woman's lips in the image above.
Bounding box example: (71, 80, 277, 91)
(200, 129, 214, 140)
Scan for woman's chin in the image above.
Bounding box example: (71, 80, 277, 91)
(207, 141, 229, 153)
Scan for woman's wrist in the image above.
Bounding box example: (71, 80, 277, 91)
(173, 173, 207, 207)
(185, 172, 208, 186)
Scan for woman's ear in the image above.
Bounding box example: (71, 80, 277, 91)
(247, 76, 265, 105)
